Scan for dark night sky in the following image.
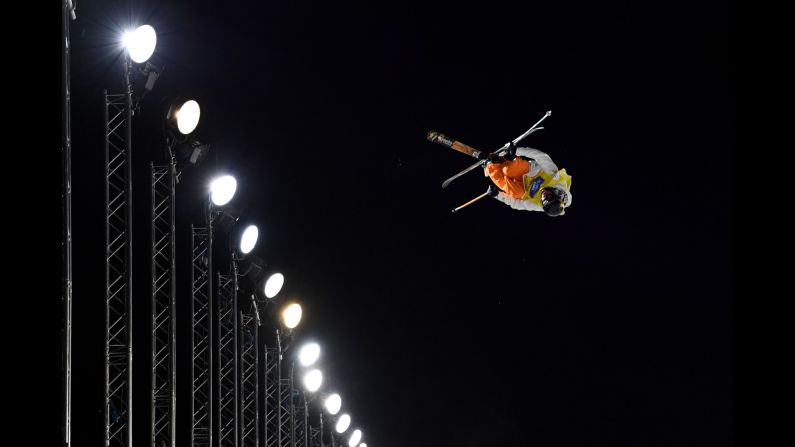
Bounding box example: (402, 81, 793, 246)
(61, 0, 732, 445)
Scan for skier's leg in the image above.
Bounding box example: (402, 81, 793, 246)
(485, 160, 529, 199)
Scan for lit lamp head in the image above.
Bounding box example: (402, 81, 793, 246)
(263, 273, 285, 299)
(237, 224, 259, 257)
(281, 303, 302, 330)
(302, 369, 323, 393)
(210, 175, 237, 207)
(348, 429, 362, 447)
(324, 393, 342, 415)
(166, 99, 201, 136)
(298, 343, 321, 367)
(335, 414, 351, 434)
(123, 24, 157, 63)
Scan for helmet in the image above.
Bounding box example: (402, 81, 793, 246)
(541, 186, 567, 216)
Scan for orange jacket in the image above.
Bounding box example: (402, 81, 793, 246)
(485, 158, 531, 199)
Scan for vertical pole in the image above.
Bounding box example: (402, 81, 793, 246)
(169, 160, 177, 447)
(62, 0, 74, 444)
(208, 201, 215, 447)
(104, 89, 110, 446)
(190, 223, 196, 446)
(151, 163, 156, 446)
(124, 54, 135, 447)
(277, 331, 283, 447)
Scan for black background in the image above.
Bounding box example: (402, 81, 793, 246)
(58, 0, 732, 445)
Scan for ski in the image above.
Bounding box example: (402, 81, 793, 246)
(428, 110, 551, 188)
(426, 131, 487, 160)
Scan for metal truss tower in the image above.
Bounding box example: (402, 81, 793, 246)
(240, 312, 260, 446)
(218, 273, 239, 447)
(191, 218, 214, 446)
(103, 55, 134, 446)
(151, 163, 177, 447)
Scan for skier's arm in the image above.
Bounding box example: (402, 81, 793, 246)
(515, 148, 558, 174)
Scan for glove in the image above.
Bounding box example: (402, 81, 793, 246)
(483, 142, 516, 163)
(487, 154, 507, 163)
(478, 142, 519, 164)
(486, 185, 500, 197)
(503, 141, 517, 161)
(476, 151, 506, 162)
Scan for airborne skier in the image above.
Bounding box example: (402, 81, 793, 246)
(427, 111, 572, 216)
(480, 144, 572, 216)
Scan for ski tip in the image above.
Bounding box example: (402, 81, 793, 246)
(545, 110, 552, 116)
(427, 130, 439, 141)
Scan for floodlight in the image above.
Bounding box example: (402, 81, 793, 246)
(303, 369, 323, 392)
(239, 225, 259, 255)
(264, 273, 284, 298)
(335, 414, 351, 433)
(166, 99, 201, 135)
(282, 303, 302, 329)
(324, 393, 342, 415)
(348, 430, 362, 447)
(298, 343, 320, 367)
(210, 175, 237, 206)
(124, 24, 157, 63)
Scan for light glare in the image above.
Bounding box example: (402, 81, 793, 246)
(335, 414, 351, 433)
(303, 369, 323, 392)
(348, 430, 362, 447)
(125, 25, 157, 63)
(324, 393, 342, 415)
(298, 343, 321, 367)
(263, 273, 284, 298)
(282, 303, 302, 329)
(239, 225, 258, 254)
(210, 175, 237, 206)
(176, 100, 201, 135)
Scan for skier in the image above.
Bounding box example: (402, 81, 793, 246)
(478, 143, 572, 216)
(427, 111, 572, 215)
